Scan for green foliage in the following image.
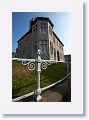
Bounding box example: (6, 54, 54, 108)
(12, 60, 70, 98)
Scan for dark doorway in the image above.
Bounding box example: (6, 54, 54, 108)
(57, 51, 60, 61)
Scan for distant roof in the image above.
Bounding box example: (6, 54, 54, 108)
(53, 32, 64, 46)
(30, 17, 54, 27)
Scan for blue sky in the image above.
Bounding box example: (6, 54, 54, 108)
(12, 12, 71, 55)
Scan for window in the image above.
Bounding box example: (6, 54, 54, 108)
(40, 26, 43, 32)
(44, 23, 46, 26)
(54, 48, 56, 60)
(40, 26, 46, 33)
(33, 25, 37, 32)
(35, 27, 37, 31)
(40, 39, 47, 44)
(40, 44, 47, 53)
(34, 45, 37, 53)
(60, 52, 63, 60)
(44, 27, 46, 32)
(40, 23, 43, 26)
(33, 26, 35, 32)
(40, 39, 47, 53)
(40, 22, 46, 26)
(49, 25, 52, 36)
(44, 27, 46, 29)
(40, 22, 46, 33)
(60, 44, 62, 49)
(35, 25, 37, 31)
(53, 36, 55, 44)
(57, 41, 58, 46)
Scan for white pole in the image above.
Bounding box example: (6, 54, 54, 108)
(34, 49, 42, 101)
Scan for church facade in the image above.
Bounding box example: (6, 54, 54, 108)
(16, 17, 64, 61)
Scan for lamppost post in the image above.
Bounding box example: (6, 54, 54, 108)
(13, 49, 67, 102)
(34, 49, 42, 101)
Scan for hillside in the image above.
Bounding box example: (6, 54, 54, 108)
(12, 60, 70, 98)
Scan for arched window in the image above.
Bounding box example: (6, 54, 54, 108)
(57, 51, 60, 61)
(54, 48, 56, 60)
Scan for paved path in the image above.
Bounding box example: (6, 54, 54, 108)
(18, 75, 71, 102)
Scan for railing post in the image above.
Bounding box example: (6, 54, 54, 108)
(12, 50, 71, 102)
(34, 49, 42, 101)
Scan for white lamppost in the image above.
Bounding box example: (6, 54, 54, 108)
(13, 49, 68, 101)
(20, 49, 49, 101)
(34, 49, 42, 101)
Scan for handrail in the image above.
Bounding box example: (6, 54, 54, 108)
(12, 72, 71, 102)
(12, 58, 71, 64)
(12, 50, 71, 101)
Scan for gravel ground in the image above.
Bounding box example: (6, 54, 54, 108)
(17, 75, 71, 102)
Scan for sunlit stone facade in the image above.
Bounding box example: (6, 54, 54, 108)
(16, 17, 64, 61)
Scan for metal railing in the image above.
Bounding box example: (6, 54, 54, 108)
(12, 72, 71, 102)
(12, 49, 71, 101)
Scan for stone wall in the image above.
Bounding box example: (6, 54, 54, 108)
(17, 18, 64, 61)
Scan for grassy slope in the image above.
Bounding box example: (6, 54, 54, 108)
(12, 61, 70, 98)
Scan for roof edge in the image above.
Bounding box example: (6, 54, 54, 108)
(31, 17, 54, 27)
(17, 29, 32, 42)
(53, 32, 64, 46)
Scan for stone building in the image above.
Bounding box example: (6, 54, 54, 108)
(64, 54, 71, 63)
(16, 17, 64, 61)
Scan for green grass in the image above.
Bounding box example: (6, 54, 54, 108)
(12, 60, 71, 98)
